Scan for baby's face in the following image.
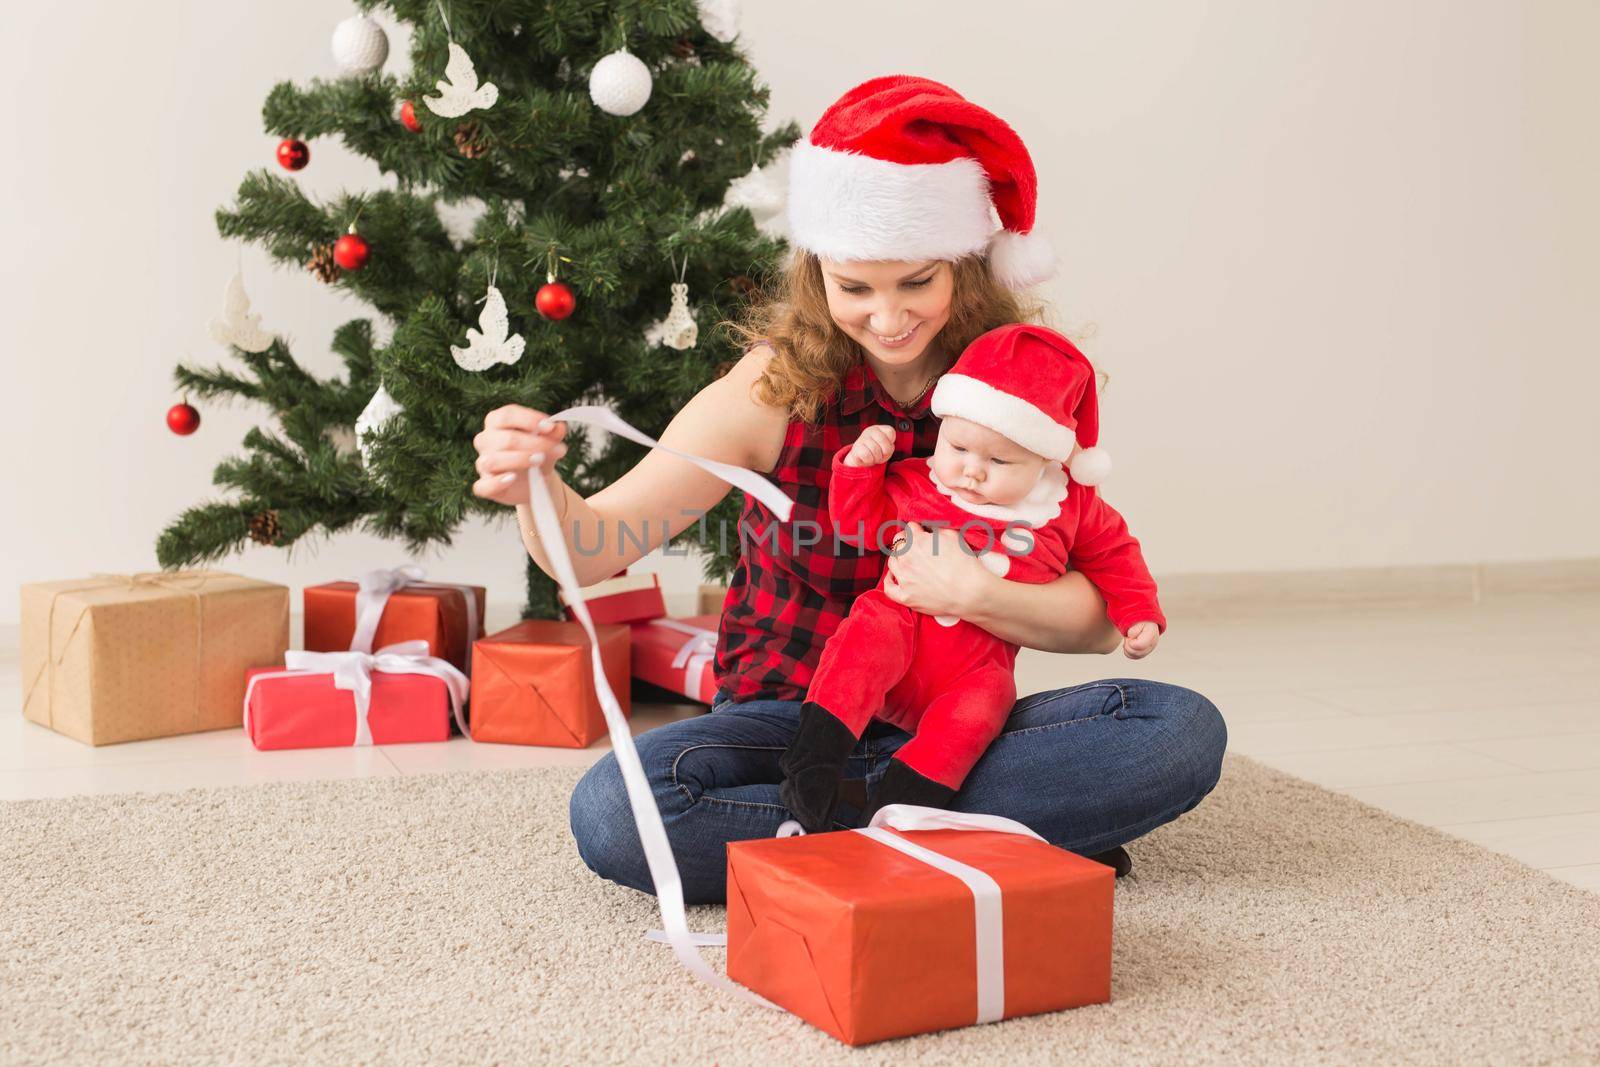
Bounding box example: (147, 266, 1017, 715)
(930, 416, 1051, 508)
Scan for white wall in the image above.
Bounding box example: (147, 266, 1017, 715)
(4, 1, 1597, 623)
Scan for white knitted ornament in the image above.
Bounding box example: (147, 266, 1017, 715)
(355, 385, 404, 469)
(589, 50, 652, 116)
(659, 283, 698, 350)
(696, 0, 741, 42)
(331, 15, 389, 74)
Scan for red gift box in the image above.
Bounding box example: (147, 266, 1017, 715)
(303, 567, 485, 674)
(630, 614, 719, 704)
(470, 620, 631, 747)
(242, 642, 468, 750)
(559, 572, 667, 626)
(726, 811, 1115, 1046)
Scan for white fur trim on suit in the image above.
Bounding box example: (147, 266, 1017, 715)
(930, 373, 1075, 461)
(787, 140, 995, 263)
(987, 229, 1059, 288)
(925, 460, 1069, 527)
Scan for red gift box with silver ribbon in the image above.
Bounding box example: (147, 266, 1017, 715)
(631, 615, 719, 704)
(243, 640, 469, 750)
(303, 566, 484, 676)
(726, 808, 1114, 1044)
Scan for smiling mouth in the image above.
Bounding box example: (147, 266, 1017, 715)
(873, 322, 920, 347)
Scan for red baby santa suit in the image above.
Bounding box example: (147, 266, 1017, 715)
(779, 325, 1164, 832)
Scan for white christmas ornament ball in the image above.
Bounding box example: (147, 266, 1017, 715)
(332, 15, 389, 74)
(589, 50, 653, 116)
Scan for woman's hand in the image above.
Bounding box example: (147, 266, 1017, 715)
(882, 522, 990, 619)
(471, 405, 568, 506)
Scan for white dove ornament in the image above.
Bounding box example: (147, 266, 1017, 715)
(423, 42, 498, 118)
(451, 285, 525, 371)
(207, 271, 274, 353)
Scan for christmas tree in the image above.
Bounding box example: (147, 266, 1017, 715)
(159, 0, 796, 619)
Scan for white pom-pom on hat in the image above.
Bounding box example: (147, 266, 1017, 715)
(1069, 446, 1112, 487)
(987, 229, 1058, 289)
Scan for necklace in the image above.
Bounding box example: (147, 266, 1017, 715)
(904, 372, 937, 407)
(885, 365, 939, 409)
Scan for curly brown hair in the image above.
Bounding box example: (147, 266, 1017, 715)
(724, 251, 1043, 425)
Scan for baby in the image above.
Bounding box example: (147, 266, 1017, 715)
(779, 323, 1165, 832)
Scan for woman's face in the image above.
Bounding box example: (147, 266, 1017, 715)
(818, 258, 954, 368)
(929, 416, 1050, 508)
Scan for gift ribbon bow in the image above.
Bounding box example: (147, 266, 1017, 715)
(352, 565, 481, 675)
(653, 618, 717, 699)
(525, 405, 793, 1010)
(242, 640, 470, 746)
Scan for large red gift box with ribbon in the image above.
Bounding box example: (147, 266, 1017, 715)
(303, 568, 485, 674)
(726, 815, 1115, 1046)
(243, 641, 469, 750)
(469, 620, 631, 747)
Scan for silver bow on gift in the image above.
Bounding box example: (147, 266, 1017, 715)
(243, 640, 470, 746)
(352, 565, 481, 675)
(650, 618, 716, 698)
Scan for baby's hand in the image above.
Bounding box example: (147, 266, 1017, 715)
(844, 424, 897, 467)
(1122, 621, 1161, 660)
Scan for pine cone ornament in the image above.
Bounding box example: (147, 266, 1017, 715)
(671, 35, 696, 59)
(454, 122, 490, 159)
(730, 274, 760, 300)
(307, 244, 340, 284)
(247, 509, 283, 546)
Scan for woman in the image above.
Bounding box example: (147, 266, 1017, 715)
(471, 76, 1226, 904)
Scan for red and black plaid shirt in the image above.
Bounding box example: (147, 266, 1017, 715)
(713, 361, 942, 704)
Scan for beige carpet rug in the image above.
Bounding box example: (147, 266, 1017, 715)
(3, 756, 1598, 1066)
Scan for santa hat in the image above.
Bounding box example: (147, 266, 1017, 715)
(930, 324, 1112, 485)
(786, 76, 1057, 289)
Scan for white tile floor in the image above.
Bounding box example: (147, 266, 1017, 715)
(5, 592, 1597, 892)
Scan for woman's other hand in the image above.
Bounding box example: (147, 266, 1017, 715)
(882, 522, 990, 619)
(472, 405, 569, 506)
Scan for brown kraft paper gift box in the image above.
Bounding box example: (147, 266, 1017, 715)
(20, 570, 290, 746)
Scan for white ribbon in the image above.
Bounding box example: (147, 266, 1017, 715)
(242, 640, 471, 746)
(526, 404, 792, 1010)
(654, 618, 717, 699)
(854, 805, 1043, 1026)
(352, 565, 481, 675)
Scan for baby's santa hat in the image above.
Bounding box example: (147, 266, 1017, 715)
(786, 76, 1057, 289)
(930, 323, 1112, 486)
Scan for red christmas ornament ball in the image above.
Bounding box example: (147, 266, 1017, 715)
(399, 99, 423, 133)
(333, 233, 371, 271)
(166, 402, 200, 436)
(535, 281, 576, 320)
(276, 138, 310, 171)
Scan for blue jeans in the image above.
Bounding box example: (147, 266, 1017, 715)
(568, 680, 1227, 904)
